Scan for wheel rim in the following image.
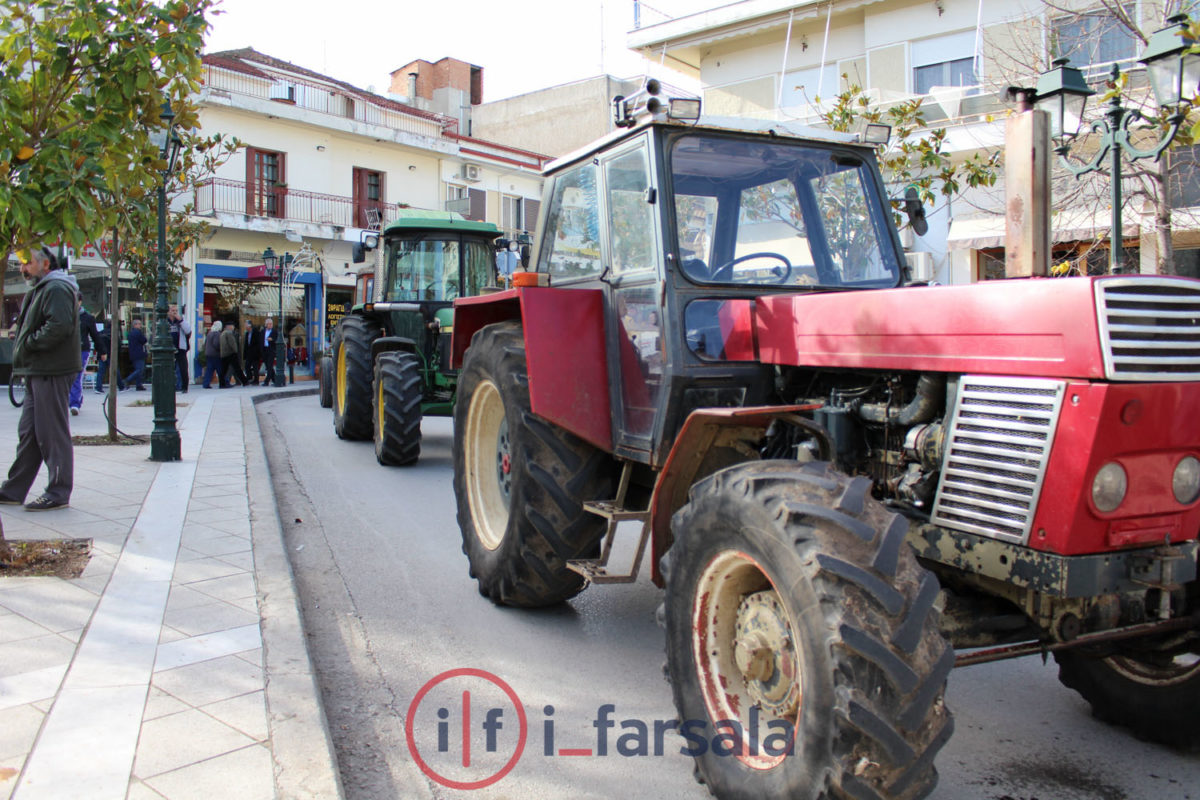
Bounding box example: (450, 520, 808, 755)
(692, 550, 800, 769)
(464, 379, 509, 551)
(335, 342, 348, 415)
(1106, 651, 1200, 686)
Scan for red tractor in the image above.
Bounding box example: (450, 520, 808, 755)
(450, 88, 1200, 799)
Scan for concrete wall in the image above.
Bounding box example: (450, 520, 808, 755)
(473, 76, 634, 158)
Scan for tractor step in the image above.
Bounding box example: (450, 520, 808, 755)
(568, 463, 651, 584)
(581, 500, 647, 522)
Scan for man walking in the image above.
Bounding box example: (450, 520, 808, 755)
(70, 303, 101, 416)
(202, 320, 223, 389)
(219, 319, 246, 387)
(262, 317, 277, 386)
(123, 318, 148, 390)
(167, 304, 191, 392)
(243, 319, 262, 385)
(93, 318, 124, 394)
(0, 248, 80, 511)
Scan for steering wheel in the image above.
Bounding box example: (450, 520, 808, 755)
(710, 252, 792, 283)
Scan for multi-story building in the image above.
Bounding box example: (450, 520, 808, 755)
(626, 0, 1200, 283)
(185, 48, 549, 379)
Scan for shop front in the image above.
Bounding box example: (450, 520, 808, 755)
(193, 263, 323, 382)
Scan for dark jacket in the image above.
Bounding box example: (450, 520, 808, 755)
(244, 325, 262, 360)
(13, 270, 80, 377)
(95, 323, 118, 362)
(127, 326, 148, 362)
(79, 309, 102, 353)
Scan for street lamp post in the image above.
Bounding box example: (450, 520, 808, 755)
(150, 100, 183, 462)
(263, 248, 290, 387)
(1034, 14, 1200, 274)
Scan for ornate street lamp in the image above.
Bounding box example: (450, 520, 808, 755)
(149, 100, 183, 462)
(1034, 14, 1199, 273)
(262, 247, 286, 387)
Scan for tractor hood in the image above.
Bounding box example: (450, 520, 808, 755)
(748, 275, 1200, 382)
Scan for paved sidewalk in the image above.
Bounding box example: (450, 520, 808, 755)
(0, 382, 340, 800)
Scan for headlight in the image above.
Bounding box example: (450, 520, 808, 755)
(1173, 456, 1200, 505)
(1092, 462, 1127, 513)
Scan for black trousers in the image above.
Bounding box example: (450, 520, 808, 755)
(2, 373, 74, 503)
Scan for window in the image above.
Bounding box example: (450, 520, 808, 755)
(914, 58, 976, 94)
(538, 162, 602, 281)
(384, 237, 494, 302)
(1051, 6, 1137, 73)
(246, 147, 285, 218)
(501, 195, 522, 232)
(911, 30, 978, 94)
(445, 185, 471, 216)
(605, 144, 656, 275)
(353, 167, 385, 229)
(669, 134, 900, 288)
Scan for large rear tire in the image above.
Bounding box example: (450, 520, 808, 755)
(664, 460, 953, 800)
(453, 321, 615, 607)
(1056, 640, 1200, 748)
(332, 315, 379, 441)
(319, 354, 334, 408)
(374, 351, 422, 466)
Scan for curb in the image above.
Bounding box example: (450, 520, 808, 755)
(244, 390, 344, 800)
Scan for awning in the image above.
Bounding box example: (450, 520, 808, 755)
(946, 209, 1140, 251)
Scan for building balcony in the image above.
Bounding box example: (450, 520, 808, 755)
(194, 178, 397, 231)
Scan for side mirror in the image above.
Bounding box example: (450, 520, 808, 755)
(903, 187, 929, 237)
(351, 243, 366, 264)
(519, 245, 531, 269)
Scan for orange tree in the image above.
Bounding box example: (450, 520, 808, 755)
(0, 0, 215, 559)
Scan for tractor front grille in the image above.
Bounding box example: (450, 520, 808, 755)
(1097, 278, 1200, 381)
(931, 377, 1065, 544)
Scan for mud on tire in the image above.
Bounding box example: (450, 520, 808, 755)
(453, 321, 616, 607)
(332, 315, 380, 441)
(663, 460, 953, 800)
(374, 351, 422, 466)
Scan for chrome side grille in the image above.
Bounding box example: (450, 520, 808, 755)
(931, 377, 1065, 544)
(1097, 278, 1200, 381)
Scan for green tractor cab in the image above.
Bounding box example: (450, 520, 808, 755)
(324, 209, 504, 465)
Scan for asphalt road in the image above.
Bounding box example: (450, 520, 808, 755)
(261, 396, 1200, 800)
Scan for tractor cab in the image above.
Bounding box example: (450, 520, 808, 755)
(525, 111, 906, 465)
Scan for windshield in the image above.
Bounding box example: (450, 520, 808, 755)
(383, 236, 494, 301)
(670, 134, 901, 289)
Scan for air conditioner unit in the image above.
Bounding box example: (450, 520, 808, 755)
(462, 163, 481, 182)
(905, 251, 935, 283)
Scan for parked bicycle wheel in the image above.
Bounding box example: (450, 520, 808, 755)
(9, 375, 25, 407)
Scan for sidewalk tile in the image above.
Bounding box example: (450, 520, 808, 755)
(172, 557, 242, 585)
(142, 744, 272, 800)
(199, 690, 267, 741)
(132, 707, 255, 779)
(142, 687, 190, 721)
(0, 616, 54, 646)
(233, 648, 262, 668)
(0, 580, 99, 633)
(0, 635, 76, 679)
(0, 664, 68, 710)
(0, 754, 24, 800)
(166, 585, 216, 613)
(182, 535, 249, 559)
(154, 625, 261, 673)
(189, 574, 256, 604)
(0, 704, 44, 761)
(214, 551, 254, 572)
(152, 655, 262, 708)
(127, 778, 168, 799)
(162, 602, 258, 639)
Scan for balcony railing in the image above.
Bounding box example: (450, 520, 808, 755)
(195, 178, 398, 229)
(201, 64, 457, 139)
(444, 197, 472, 216)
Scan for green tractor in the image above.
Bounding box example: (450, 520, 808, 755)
(323, 209, 504, 465)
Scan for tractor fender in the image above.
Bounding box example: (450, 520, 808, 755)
(454, 287, 612, 452)
(648, 405, 827, 587)
(371, 336, 417, 360)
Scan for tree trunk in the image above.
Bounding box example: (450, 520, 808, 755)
(0, 247, 9, 563)
(1153, 161, 1174, 275)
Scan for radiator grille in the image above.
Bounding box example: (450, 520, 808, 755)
(931, 377, 1065, 544)
(1096, 278, 1200, 381)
